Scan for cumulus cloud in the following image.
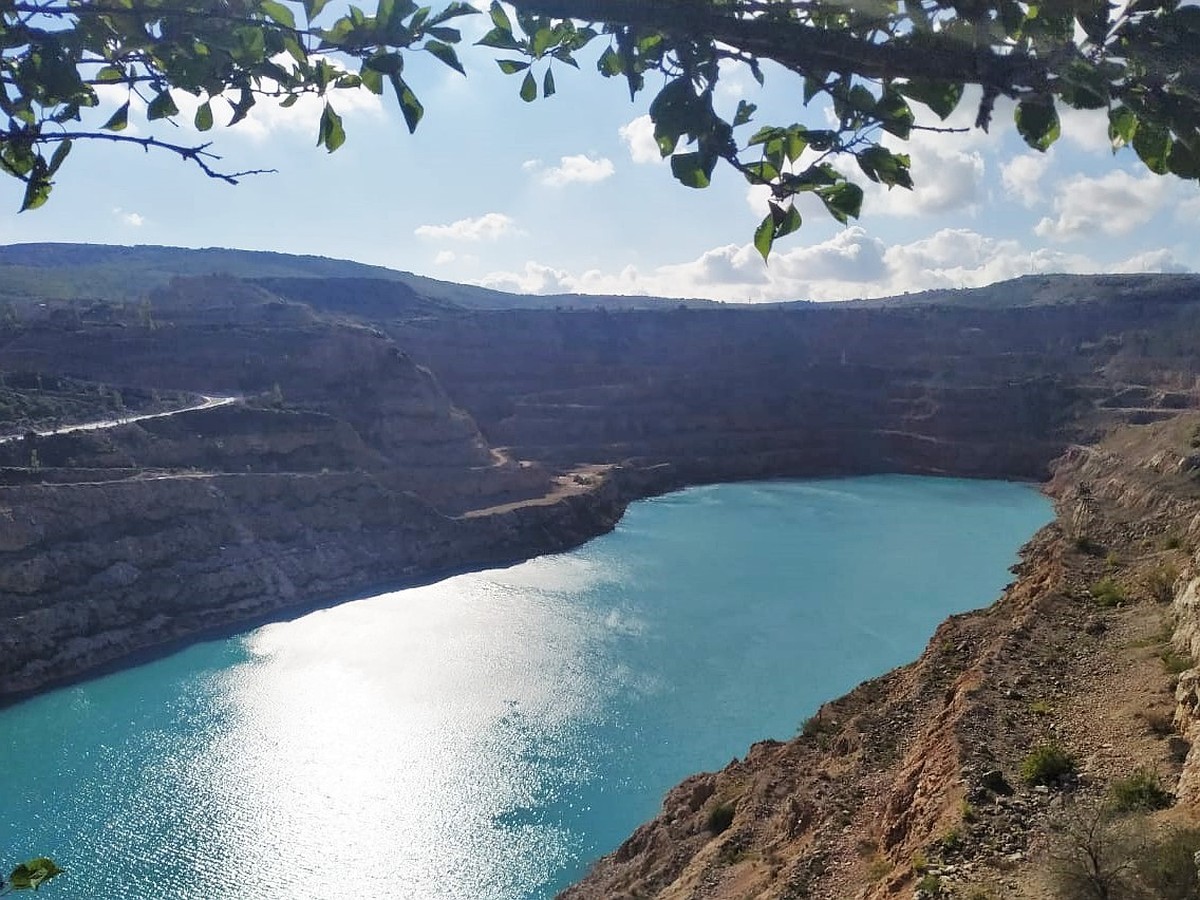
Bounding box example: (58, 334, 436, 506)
(112, 207, 144, 227)
(866, 129, 985, 217)
(1033, 169, 1170, 241)
(434, 250, 456, 265)
(526, 154, 616, 187)
(1110, 249, 1191, 274)
(476, 227, 1103, 303)
(619, 116, 663, 165)
(478, 261, 576, 294)
(1000, 153, 1052, 208)
(414, 212, 520, 242)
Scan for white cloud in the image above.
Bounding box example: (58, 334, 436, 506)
(1033, 169, 1170, 241)
(476, 227, 1102, 303)
(112, 207, 144, 227)
(618, 116, 663, 165)
(414, 212, 520, 242)
(434, 250, 456, 265)
(478, 261, 576, 294)
(867, 129, 985, 217)
(1110, 248, 1191, 274)
(1057, 105, 1112, 154)
(527, 154, 616, 187)
(1000, 152, 1053, 208)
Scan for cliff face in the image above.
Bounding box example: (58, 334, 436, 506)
(555, 416, 1200, 900)
(392, 300, 1200, 484)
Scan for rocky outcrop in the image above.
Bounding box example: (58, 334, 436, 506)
(558, 415, 1200, 900)
(0, 466, 626, 700)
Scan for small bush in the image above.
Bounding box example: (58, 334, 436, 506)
(706, 801, 735, 836)
(1162, 533, 1183, 551)
(1090, 577, 1127, 608)
(1159, 647, 1193, 676)
(1029, 699, 1053, 716)
(915, 873, 943, 895)
(1109, 767, 1173, 812)
(1138, 708, 1177, 737)
(1021, 743, 1077, 786)
(1146, 563, 1180, 603)
(1136, 826, 1200, 900)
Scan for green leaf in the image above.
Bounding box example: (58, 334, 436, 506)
(597, 46, 623, 77)
(194, 100, 214, 132)
(147, 89, 179, 121)
(102, 101, 129, 132)
(261, 0, 296, 28)
(489, 0, 512, 32)
(670, 151, 715, 189)
(818, 182, 864, 224)
(304, 0, 330, 21)
(476, 27, 524, 51)
(1014, 99, 1060, 151)
(390, 74, 424, 132)
(1108, 105, 1137, 150)
(95, 65, 124, 84)
(875, 89, 914, 139)
(47, 139, 71, 175)
(733, 101, 756, 128)
(543, 67, 556, 98)
(7, 857, 64, 890)
(519, 69, 537, 102)
(774, 203, 802, 240)
(317, 102, 345, 151)
(754, 211, 775, 260)
(1168, 137, 1200, 178)
(424, 40, 465, 74)
(897, 79, 963, 120)
(1133, 121, 1171, 174)
(496, 59, 529, 74)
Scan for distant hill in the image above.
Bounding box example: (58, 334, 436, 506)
(0, 243, 720, 311)
(0, 243, 1195, 313)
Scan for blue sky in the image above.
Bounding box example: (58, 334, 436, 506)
(2, 2, 1198, 302)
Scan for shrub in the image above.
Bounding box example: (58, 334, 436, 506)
(1090, 577, 1127, 608)
(1136, 826, 1200, 900)
(1021, 743, 1077, 786)
(1159, 647, 1193, 676)
(1109, 767, 1173, 812)
(1029, 699, 1053, 716)
(1146, 563, 1180, 603)
(706, 801, 735, 836)
(915, 873, 943, 895)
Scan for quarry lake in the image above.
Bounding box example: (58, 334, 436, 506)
(0, 475, 1052, 900)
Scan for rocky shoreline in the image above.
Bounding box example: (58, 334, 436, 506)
(558, 416, 1200, 899)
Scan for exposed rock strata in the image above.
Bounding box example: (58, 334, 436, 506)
(559, 416, 1200, 899)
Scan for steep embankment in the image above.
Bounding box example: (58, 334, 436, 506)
(558, 416, 1200, 900)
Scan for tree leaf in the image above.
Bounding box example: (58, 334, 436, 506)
(147, 89, 179, 121)
(424, 40, 465, 75)
(304, 0, 330, 21)
(818, 182, 864, 223)
(1108, 105, 1137, 150)
(897, 79, 963, 120)
(101, 101, 129, 132)
(496, 59, 529, 74)
(489, 0, 512, 32)
(1133, 121, 1171, 174)
(733, 100, 756, 128)
(317, 102, 345, 151)
(670, 151, 715, 189)
(543, 67, 556, 98)
(194, 100, 214, 132)
(261, 0, 296, 28)
(389, 74, 424, 132)
(519, 69, 537, 102)
(1014, 99, 1060, 151)
(754, 211, 775, 260)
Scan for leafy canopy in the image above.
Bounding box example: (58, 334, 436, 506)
(1, 0, 1198, 255)
(2, 856, 64, 892)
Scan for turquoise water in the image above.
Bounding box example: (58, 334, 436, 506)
(0, 476, 1051, 900)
